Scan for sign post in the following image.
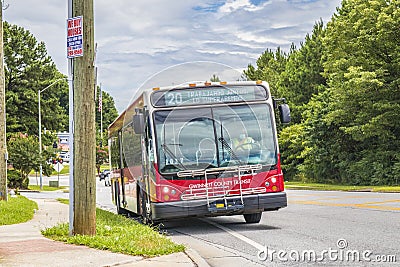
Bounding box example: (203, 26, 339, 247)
(53, 162, 64, 186)
(67, 0, 76, 235)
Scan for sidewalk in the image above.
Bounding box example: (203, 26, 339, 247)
(0, 197, 204, 267)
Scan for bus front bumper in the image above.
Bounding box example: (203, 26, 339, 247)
(150, 191, 287, 220)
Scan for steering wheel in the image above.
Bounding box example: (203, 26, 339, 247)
(235, 142, 261, 151)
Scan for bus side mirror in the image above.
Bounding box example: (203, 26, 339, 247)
(279, 104, 291, 123)
(133, 114, 144, 134)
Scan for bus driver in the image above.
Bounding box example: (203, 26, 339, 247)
(232, 130, 255, 152)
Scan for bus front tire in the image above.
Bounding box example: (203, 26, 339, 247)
(243, 212, 262, 223)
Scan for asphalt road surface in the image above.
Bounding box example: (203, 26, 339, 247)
(163, 190, 400, 266)
(25, 176, 400, 266)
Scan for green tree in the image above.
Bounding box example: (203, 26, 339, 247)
(299, 90, 348, 183)
(279, 20, 327, 123)
(96, 146, 108, 175)
(243, 47, 288, 96)
(320, 0, 400, 185)
(7, 133, 53, 189)
(240, 0, 400, 185)
(278, 123, 305, 180)
(275, 21, 329, 180)
(210, 74, 220, 82)
(95, 87, 119, 147)
(4, 22, 68, 136)
(247, 22, 328, 179)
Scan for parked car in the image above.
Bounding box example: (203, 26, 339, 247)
(59, 152, 70, 163)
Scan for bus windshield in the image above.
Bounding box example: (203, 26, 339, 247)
(154, 103, 277, 175)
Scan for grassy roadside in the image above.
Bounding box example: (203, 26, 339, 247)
(51, 164, 70, 175)
(28, 185, 67, 191)
(29, 164, 70, 176)
(0, 196, 182, 257)
(285, 181, 400, 193)
(0, 195, 38, 226)
(42, 199, 185, 257)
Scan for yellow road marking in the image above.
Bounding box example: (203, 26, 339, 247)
(288, 194, 373, 199)
(289, 200, 400, 211)
(288, 196, 373, 202)
(356, 205, 400, 211)
(357, 199, 400, 205)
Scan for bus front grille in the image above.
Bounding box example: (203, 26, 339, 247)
(181, 186, 266, 201)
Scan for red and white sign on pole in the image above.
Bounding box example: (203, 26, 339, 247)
(67, 16, 83, 58)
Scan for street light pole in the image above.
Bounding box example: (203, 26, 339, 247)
(38, 78, 67, 190)
(0, 1, 9, 201)
(38, 88, 42, 189)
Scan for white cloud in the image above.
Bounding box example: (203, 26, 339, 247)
(4, 0, 341, 112)
(218, 0, 268, 13)
(235, 31, 291, 45)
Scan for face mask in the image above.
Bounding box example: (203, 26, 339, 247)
(239, 134, 246, 140)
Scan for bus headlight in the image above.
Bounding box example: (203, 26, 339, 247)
(163, 187, 169, 194)
(265, 181, 270, 187)
(171, 189, 176, 195)
(271, 177, 277, 183)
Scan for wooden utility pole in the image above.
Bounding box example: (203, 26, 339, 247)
(0, 2, 8, 201)
(72, 0, 96, 235)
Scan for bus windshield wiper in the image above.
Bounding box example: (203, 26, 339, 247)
(218, 137, 243, 164)
(161, 144, 187, 170)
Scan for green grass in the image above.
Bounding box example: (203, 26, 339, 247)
(28, 185, 67, 191)
(42, 199, 185, 257)
(285, 181, 400, 193)
(51, 164, 70, 175)
(56, 198, 69, 205)
(366, 186, 400, 192)
(0, 195, 38, 225)
(100, 164, 110, 172)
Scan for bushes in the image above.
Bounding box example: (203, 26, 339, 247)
(7, 169, 28, 189)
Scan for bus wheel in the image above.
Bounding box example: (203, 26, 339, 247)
(142, 216, 152, 225)
(243, 212, 262, 223)
(116, 198, 127, 215)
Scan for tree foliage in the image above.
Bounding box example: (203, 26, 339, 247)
(246, 0, 400, 185)
(243, 47, 288, 96)
(319, 0, 400, 185)
(96, 146, 108, 174)
(4, 22, 68, 135)
(279, 20, 327, 123)
(7, 133, 54, 189)
(3, 22, 123, 189)
(95, 87, 119, 147)
(210, 74, 220, 82)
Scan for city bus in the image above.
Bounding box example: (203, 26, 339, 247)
(108, 81, 290, 224)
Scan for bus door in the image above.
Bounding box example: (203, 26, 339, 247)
(120, 120, 144, 215)
(138, 109, 153, 217)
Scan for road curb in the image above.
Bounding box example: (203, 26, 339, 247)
(185, 248, 210, 267)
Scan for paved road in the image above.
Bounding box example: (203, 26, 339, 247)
(25, 177, 400, 266)
(163, 190, 400, 266)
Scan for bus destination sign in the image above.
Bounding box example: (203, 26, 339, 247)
(151, 85, 267, 107)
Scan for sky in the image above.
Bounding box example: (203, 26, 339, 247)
(4, 0, 342, 113)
